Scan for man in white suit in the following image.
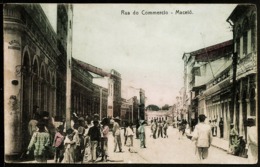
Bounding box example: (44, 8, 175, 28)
(192, 114, 212, 161)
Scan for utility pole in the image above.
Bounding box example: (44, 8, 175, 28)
(230, 52, 238, 124)
(227, 18, 236, 126)
(139, 89, 145, 120)
(65, 4, 73, 130)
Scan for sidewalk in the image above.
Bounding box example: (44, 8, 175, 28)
(211, 136, 229, 151)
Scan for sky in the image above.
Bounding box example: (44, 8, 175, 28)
(41, 4, 237, 107)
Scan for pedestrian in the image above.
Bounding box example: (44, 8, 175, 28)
(76, 126, 85, 162)
(123, 121, 129, 145)
(228, 123, 238, 155)
(42, 112, 56, 159)
(101, 117, 110, 162)
(152, 119, 158, 139)
(113, 117, 123, 152)
(237, 135, 246, 157)
(150, 120, 155, 138)
(28, 113, 40, 138)
(138, 120, 146, 148)
(209, 120, 214, 136)
(26, 121, 51, 163)
(72, 122, 81, 162)
(163, 120, 168, 138)
(125, 122, 134, 151)
(87, 120, 101, 162)
(178, 120, 185, 139)
(219, 118, 224, 138)
(212, 120, 217, 137)
(26, 113, 40, 160)
(62, 128, 76, 163)
(53, 125, 65, 163)
(135, 119, 140, 139)
(191, 114, 212, 161)
(157, 119, 163, 138)
(150, 120, 153, 137)
(246, 118, 257, 164)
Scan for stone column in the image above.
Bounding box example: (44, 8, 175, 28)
(4, 20, 23, 156)
(227, 101, 231, 141)
(238, 99, 244, 137)
(223, 102, 227, 139)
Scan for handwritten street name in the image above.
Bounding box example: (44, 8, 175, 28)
(121, 10, 193, 15)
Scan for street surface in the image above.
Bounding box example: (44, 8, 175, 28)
(105, 126, 249, 164)
(20, 126, 249, 164)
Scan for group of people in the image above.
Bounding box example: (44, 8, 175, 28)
(209, 120, 218, 137)
(150, 119, 169, 139)
(174, 119, 188, 139)
(188, 114, 257, 164)
(26, 110, 110, 163)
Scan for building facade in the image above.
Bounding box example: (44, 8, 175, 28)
(4, 4, 63, 156)
(110, 69, 122, 118)
(183, 40, 233, 138)
(4, 4, 113, 158)
(226, 4, 257, 140)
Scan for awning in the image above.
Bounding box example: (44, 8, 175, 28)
(192, 84, 206, 91)
(203, 78, 231, 96)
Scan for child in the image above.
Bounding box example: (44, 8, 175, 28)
(53, 125, 64, 163)
(125, 122, 134, 151)
(62, 128, 76, 163)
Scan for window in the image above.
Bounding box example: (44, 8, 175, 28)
(251, 14, 256, 51)
(239, 36, 243, 58)
(243, 32, 247, 55)
(247, 30, 252, 54)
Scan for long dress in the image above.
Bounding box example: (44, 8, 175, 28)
(62, 136, 75, 163)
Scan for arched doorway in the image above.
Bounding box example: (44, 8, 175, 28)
(32, 58, 39, 117)
(47, 71, 52, 115)
(40, 65, 46, 113)
(21, 51, 31, 150)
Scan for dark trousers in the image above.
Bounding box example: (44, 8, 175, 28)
(158, 128, 163, 138)
(55, 146, 64, 163)
(220, 127, 223, 138)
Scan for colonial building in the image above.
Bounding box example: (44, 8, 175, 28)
(146, 110, 170, 125)
(71, 58, 108, 120)
(226, 4, 257, 140)
(183, 40, 233, 139)
(110, 69, 122, 118)
(120, 98, 132, 124)
(4, 4, 114, 159)
(4, 4, 66, 157)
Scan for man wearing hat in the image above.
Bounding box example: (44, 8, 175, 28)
(192, 114, 212, 161)
(112, 117, 123, 152)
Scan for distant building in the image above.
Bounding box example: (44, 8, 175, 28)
(110, 69, 122, 118)
(146, 110, 170, 125)
(120, 98, 132, 124)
